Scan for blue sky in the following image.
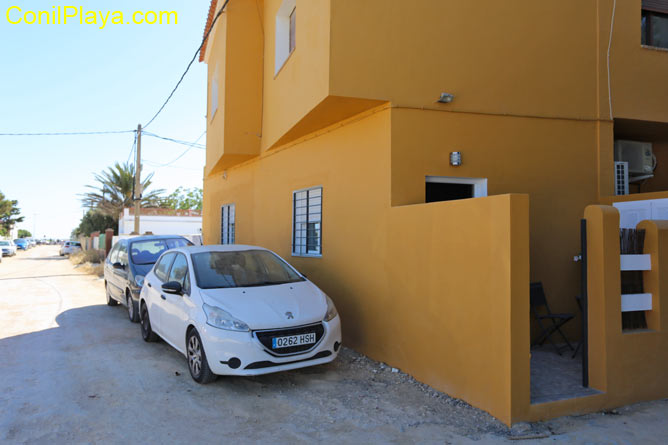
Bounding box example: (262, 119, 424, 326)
(0, 1, 210, 238)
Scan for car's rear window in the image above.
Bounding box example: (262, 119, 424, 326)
(0, 241, 9, 246)
(130, 238, 191, 265)
(191, 250, 304, 289)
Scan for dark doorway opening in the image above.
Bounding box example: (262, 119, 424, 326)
(426, 182, 473, 203)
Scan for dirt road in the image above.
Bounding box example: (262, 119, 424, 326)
(1, 246, 667, 444)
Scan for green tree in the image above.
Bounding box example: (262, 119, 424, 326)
(161, 187, 203, 211)
(0, 191, 24, 236)
(73, 211, 117, 237)
(81, 162, 165, 224)
(17, 229, 31, 238)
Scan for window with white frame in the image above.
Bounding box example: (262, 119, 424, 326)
(292, 187, 322, 256)
(275, 0, 297, 74)
(221, 204, 235, 244)
(210, 65, 219, 120)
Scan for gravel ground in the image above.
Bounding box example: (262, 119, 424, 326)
(1, 246, 667, 444)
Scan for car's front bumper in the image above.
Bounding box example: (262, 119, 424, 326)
(200, 316, 342, 376)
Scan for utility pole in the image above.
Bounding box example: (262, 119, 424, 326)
(134, 124, 142, 234)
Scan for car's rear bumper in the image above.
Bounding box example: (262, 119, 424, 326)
(200, 316, 342, 376)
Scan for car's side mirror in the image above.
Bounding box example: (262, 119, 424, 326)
(113, 262, 125, 270)
(162, 281, 183, 295)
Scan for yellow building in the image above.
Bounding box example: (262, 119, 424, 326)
(200, 0, 668, 425)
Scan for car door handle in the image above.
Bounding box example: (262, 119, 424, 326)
(147, 283, 151, 288)
(161, 294, 166, 300)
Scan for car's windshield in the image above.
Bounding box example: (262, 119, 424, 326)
(0, 241, 9, 246)
(130, 238, 191, 265)
(191, 250, 304, 289)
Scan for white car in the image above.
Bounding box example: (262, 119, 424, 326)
(0, 240, 17, 257)
(139, 245, 342, 383)
(59, 241, 82, 256)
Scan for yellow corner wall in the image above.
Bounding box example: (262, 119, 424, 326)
(205, 0, 264, 176)
(205, 12, 227, 174)
(203, 109, 531, 425)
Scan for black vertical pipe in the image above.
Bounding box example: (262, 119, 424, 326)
(581, 219, 589, 388)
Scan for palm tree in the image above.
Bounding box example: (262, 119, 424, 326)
(81, 162, 165, 222)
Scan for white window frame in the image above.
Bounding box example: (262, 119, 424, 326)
(425, 176, 488, 199)
(275, 0, 297, 75)
(221, 204, 235, 244)
(292, 186, 322, 257)
(210, 65, 219, 121)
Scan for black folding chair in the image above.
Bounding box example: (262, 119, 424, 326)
(530, 282, 574, 355)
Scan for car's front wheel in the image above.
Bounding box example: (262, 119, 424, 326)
(127, 292, 139, 323)
(186, 329, 216, 384)
(106, 283, 118, 306)
(140, 302, 158, 342)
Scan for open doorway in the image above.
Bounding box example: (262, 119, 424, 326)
(425, 176, 487, 203)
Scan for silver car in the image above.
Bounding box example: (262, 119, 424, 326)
(59, 241, 82, 256)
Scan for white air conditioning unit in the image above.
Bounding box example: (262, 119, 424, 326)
(615, 161, 629, 195)
(614, 140, 654, 176)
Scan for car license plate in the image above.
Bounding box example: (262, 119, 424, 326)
(272, 332, 316, 349)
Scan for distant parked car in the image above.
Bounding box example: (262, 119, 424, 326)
(139, 245, 341, 383)
(0, 240, 17, 257)
(59, 241, 82, 256)
(14, 239, 28, 250)
(104, 235, 193, 322)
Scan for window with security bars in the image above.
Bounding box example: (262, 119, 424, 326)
(221, 204, 235, 245)
(292, 187, 322, 256)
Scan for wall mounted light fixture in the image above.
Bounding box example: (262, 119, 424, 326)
(450, 151, 462, 166)
(437, 92, 455, 103)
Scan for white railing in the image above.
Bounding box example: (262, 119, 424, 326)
(620, 254, 652, 312)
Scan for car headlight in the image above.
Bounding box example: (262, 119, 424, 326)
(324, 296, 338, 322)
(202, 303, 250, 332)
(134, 275, 145, 288)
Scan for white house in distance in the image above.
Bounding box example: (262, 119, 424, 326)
(118, 208, 202, 236)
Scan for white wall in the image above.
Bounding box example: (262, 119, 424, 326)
(119, 209, 202, 236)
(613, 198, 668, 228)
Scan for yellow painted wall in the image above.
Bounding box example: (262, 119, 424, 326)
(205, 0, 264, 176)
(390, 108, 600, 338)
(330, 0, 599, 120)
(205, 11, 227, 174)
(203, 110, 531, 425)
(201, 0, 668, 425)
(260, 0, 332, 151)
(605, 0, 668, 123)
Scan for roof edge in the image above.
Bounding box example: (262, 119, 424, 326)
(199, 0, 219, 63)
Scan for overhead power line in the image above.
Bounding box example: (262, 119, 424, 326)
(0, 130, 134, 136)
(143, 131, 206, 149)
(142, 0, 230, 129)
(144, 130, 206, 169)
(126, 131, 138, 164)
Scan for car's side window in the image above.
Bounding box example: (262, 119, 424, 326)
(118, 242, 129, 266)
(108, 244, 120, 264)
(154, 253, 176, 282)
(167, 254, 190, 295)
